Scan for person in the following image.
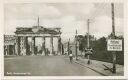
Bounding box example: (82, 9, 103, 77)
(69, 50, 73, 63)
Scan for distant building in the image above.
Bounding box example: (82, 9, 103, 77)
(4, 35, 16, 55)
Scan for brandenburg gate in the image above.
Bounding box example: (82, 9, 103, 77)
(14, 23, 61, 56)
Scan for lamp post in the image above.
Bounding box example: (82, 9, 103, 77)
(87, 19, 91, 64)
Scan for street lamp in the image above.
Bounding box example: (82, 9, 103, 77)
(86, 19, 93, 65)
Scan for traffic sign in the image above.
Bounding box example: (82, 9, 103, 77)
(107, 39, 122, 51)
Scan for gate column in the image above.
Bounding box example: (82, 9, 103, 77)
(50, 35, 53, 55)
(31, 37, 35, 55)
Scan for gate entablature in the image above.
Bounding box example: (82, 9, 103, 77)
(15, 26, 61, 36)
(14, 26, 62, 56)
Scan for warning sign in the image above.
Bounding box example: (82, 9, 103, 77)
(107, 39, 122, 51)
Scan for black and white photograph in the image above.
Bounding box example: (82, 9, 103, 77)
(3, 79, 127, 80)
(3, 0, 124, 77)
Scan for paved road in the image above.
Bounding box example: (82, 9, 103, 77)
(4, 55, 102, 76)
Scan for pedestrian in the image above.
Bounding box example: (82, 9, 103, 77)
(69, 49, 73, 63)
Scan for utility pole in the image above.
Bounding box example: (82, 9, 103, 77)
(87, 19, 91, 64)
(111, 3, 116, 73)
(75, 30, 78, 60)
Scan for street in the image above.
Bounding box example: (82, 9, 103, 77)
(4, 55, 102, 76)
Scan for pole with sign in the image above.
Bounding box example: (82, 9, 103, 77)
(107, 39, 122, 73)
(111, 3, 116, 73)
(107, 3, 122, 73)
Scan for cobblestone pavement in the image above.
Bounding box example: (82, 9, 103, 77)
(74, 56, 124, 76)
(4, 55, 102, 76)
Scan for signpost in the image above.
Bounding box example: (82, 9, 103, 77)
(107, 39, 122, 51)
(106, 3, 123, 73)
(107, 39, 122, 73)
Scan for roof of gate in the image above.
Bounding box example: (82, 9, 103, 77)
(15, 26, 61, 35)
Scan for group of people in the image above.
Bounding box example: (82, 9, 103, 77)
(68, 47, 93, 63)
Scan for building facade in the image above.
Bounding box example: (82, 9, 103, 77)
(4, 35, 16, 55)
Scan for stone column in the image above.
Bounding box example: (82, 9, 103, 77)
(15, 36, 18, 55)
(30, 37, 32, 54)
(58, 36, 61, 55)
(4, 45, 7, 55)
(31, 37, 35, 55)
(42, 37, 46, 55)
(50, 35, 53, 55)
(20, 37, 23, 55)
(25, 37, 28, 55)
(20, 37, 26, 55)
(13, 44, 15, 55)
(7, 45, 9, 55)
(16, 36, 21, 55)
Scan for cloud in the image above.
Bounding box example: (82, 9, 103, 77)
(38, 16, 86, 42)
(115, 18, 123, 35)
(65, 3, 94, 15)
(37, 5, 61, 17)
(5, 3, 61, 20)
(89, 3, 123, 19)
(4, 19, 37, 34)
(4, 15, 123, 41)
(54, 3, 95, 20)
(4, 3, 123, 42)
(90, 16, 123, 38)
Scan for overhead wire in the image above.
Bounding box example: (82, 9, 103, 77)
(86, 3, 110, 36)
(88, 3, 103, 19)
(89, 3, 108, 20)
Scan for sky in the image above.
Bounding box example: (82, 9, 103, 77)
(4, 3, 123, 42)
